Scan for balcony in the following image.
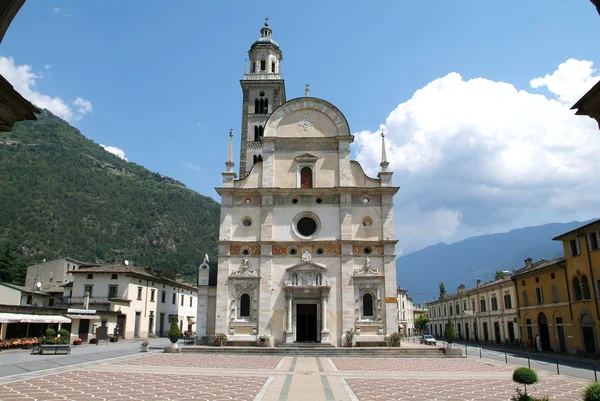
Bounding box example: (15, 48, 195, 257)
(243, 72, 281, 80)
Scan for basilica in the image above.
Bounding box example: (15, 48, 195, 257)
(196, 20, 399, 347)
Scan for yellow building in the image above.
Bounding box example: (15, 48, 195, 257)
(513, 258, 572, 353)
(553, 219, 600, 355)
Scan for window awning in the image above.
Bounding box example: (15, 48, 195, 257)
(65, 314, 100, 320)
(0, 313, 71, 324)
(187, 317, 196, 324)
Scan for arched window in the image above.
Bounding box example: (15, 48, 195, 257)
(254, 126, 259, 142)
(259, 99, 264, 114)
(300, 167, 313, 188)
(257, 155, 263, 162)
(582, 275, 591, 300)
(363, 293, 373, 318)
(573, 277, 583, 301)
(259, 125, 264, 137)
(264, 98, 268, 113)
(240, 294, 250, 317)
(255, 98, 259, 113)
(253, 155, 258, 165)
(271, 61, 275, 72)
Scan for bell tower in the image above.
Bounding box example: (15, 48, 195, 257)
(239, 19, 286, 177)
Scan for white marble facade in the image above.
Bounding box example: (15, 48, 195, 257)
(198, 21, 399, 346)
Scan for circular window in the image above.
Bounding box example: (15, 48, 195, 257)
(292, 212, 321, 239)
(242, 217, 252, 227)
(291, 197, 299, 204)
(362, 195, 371, 204)
(259, 91, 265, 97)
(315, 196, 323, 204)
(244, 197, 252, 204)
(316, 247, 324, 255)
(289, 247, 298, 255)
(363, 246, 372, 255)
(241, 247, 250, 256)
(362, 217, 373, 227)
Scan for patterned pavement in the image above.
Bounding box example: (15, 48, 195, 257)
(113, 353, 282, 370)
(0, 352, 593, 400)
(331, 357, 513, 372)
(346, 378, 587, 401)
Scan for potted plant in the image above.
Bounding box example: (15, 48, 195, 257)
(109, 336, 117, 342)
(184, 331, 192, 337)
(258, 334, 270, 347)
(444, 319, 456, 346)
(213, 333, 228, 346)
(140, 341, 149, 352)
(73, 338, 82, 345)
(511, 367, 547, 401)
(21, 340, 33, 350)
(168, 316, 181, 348)
(345, 328, 355, 347)
(388, 332, 401, 347)
(89, 338, 98, 345)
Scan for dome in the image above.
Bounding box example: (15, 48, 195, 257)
(251, 36, 280, 49)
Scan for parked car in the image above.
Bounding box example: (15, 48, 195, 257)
(420, 335, 437, 345)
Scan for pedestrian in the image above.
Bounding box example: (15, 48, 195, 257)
(535, 333, 542, 352)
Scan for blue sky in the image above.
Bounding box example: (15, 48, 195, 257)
(3, 1, 600, 254)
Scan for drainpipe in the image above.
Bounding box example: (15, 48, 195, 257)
(559, 261, 574, 321)
(578, 230, 600, 320)
(511, 276, 521, 342)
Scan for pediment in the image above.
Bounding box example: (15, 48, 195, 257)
(294, 153, 319, 163)
(285, 261, 327, 273)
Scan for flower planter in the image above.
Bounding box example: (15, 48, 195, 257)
(258, 341, 268, 347)
(21, 343, 33, 350)
(141, 344, 149, 352)
(73, 342, 81, 346)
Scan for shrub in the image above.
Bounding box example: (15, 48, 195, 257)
(213, 333, 228, 346)
(513, 367, 539, 395)
(258, 334, 270, 343)
(444, 319, 456, 344)
(41, 337, 56, 345)
(584, 382, 600, 401)
(168, 316, 181, 344)
(89, 338, 98, 344)
(45, 328, 56, 338)
(388, 332, 401, 347)
(57, 328, 69, 337)
(345, 328, 355, 347)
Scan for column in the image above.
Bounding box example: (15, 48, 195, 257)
(285, 291, 293, 343)
(321, 292, 331, 344)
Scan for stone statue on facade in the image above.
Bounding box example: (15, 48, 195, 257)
(301, 250, 312, 262)
(305, 84, 310, 97)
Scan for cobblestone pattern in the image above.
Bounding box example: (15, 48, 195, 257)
(331, 357, 512, 372)
(113, 353, 282, 369)
(346, 378, 587, 401)
(0, 371, 267, 401)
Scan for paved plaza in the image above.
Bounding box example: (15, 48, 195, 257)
(0, 345, 595, 400)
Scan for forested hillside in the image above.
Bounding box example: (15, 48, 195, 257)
(0, 111, 220, 283)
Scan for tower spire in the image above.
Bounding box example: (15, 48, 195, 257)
(226, 128, 234, 172)
(380, 127, 389, 172)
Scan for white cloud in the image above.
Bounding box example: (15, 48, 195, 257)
(52, 7, 72, 17)
(182, 162, 202, 171)
(354, 59, 600, 254)
(0, 57, 92, 122)
(100, 145, 127, 161)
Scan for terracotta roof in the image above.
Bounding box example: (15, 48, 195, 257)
(511, 257, 564, 277)
(0, 282, 48, 295)
(552, 219, 600, 240)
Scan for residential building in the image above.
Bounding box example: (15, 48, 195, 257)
(397, 288, 415, 336)
(512, 257, 571, 352)
(413, 305, 428, 335)
(200, 20, 399, 347)
(0, 283, 49, 306)
(60, 263, 198, 340)
(552, 219, 600, 354)
(24, 257, 93, 292)
(428, 275, 519, 345)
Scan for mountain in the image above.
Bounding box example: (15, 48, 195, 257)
(0, 110, 220, 282)
(397, 220, 596, 304)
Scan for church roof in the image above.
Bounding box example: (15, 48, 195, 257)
(251, 36, 280, 50)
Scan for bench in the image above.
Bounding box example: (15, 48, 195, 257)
(38, 344, 71, 355)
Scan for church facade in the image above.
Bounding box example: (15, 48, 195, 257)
(197, 21, 399, 347)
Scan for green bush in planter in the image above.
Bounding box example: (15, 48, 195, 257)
(168, 316, 181, 343)
(57, 328, 69, 337)
(45, 328, 56, 338)
(513, 367, 538, 396)
(213, 333, 228, 346)
(444, 319, 456, 344)
(584, 382, 600, 401)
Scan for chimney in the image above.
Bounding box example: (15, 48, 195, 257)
(476, 279, 481, 287)
(525, 258, 533, 268)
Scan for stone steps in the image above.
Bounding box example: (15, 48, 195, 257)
(181, 346, 458, 358)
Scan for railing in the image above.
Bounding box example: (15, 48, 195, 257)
(243, 72, 281, 80)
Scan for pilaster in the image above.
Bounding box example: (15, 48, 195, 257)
(341, 244, 354, 345)
(258, 245, 272, 335)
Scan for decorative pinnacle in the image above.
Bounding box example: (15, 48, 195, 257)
(226, 128, 234, 171)
(380, 126, 389, 171)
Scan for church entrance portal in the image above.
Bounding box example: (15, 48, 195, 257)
(296, 304, 318, 342)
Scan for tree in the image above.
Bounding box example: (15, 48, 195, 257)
(439, 282, 447, 299)
(0, 246, 25, 284)
(444, 319, 456, 343)
(512, 367, 538, 396)
(168, 315, 181, 344)
(414, 313, 429, 334)
(494, 271, 507, 281)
